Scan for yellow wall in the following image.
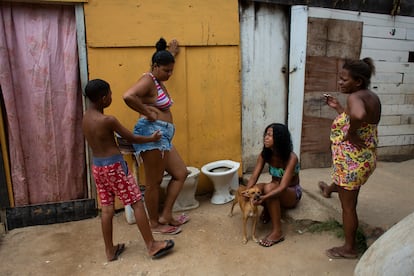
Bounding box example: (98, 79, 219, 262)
(84, 0, 241, 193)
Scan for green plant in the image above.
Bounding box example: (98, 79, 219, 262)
(308, 219, 368, 254)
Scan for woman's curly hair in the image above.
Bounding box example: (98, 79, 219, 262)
(261, 123, 293, 163)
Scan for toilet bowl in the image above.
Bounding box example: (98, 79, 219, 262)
(161, 166, 200, 212)
(201, 160, 240, 204)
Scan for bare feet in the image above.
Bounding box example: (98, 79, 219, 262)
(168, 39, 179, 57)
(318, 181, 331, 198)
(326, 246, 358, 259)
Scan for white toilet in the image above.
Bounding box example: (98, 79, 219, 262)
(201, 160, 240, 204)
(161, 166, 200, 212)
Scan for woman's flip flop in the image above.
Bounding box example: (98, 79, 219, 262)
(152, 225, 182, 235)
(176, 213, 190, 225)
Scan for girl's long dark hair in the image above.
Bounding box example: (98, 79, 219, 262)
(261, 123, 293, 163)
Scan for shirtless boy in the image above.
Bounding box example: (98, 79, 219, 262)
(82, 79, 175, 261)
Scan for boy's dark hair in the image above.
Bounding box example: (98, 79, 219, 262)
(84, 79, 110, 102)
(151, 37, 175, 66)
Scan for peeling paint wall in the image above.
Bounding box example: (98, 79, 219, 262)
(240, 2, 289, 172)
(302, 8, 414, 167)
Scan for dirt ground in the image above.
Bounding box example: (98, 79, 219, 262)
(0, 193, 359, 276)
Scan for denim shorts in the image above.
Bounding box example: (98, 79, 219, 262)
(132, 118, 175, 156)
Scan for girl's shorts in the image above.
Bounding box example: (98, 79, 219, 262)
(132, 118, 175, 156)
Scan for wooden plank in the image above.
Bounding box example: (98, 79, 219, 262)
(377, 145, 414, 160)
(379, 124, 414, 136)
(75, 4, 94, 201)
(307, 18, 362, 58)
(300, 116, 332, 168)
(241, 3, 290, 170)
(371, 83, 413, 94)
(403, 73, 414, 83)
(305, 72, 338, 92)
(309, 8, 414, 28)
(375, 61, 414, 73)
(363, 18, 414, 30)
(83, 0, 239, 47)
(305, 56, 341, 73)
(363, 37, 414, 52)
(408, 29, 414, 40)
(401, 84, 414, 94)
(371, 72, 404, 84)
(382, 104, 414, 115)
(363, 25, 407, 40)
(307, 18, 329, 56)
(305, 56, 341, 91)
(300, 151, 332, 169)
(0, 150, 10, 208)
(401, 114, 414, 123)
(4, 0, 87, 2)
(379, 115, 401, 126)
(379, 134, 414, 147)
(301, 116, 332, 152)
(360, 49, 409, 62)
(303, 92, 346, 118)
(378, 94, 406, 105)
(327, 19, 362, 58)
(303, 93, 322, 117)
(289, 5, 308, 159)
(0, 93, 13, 207)
(253, 0, 414, 17)
(5, 199, 97, 230)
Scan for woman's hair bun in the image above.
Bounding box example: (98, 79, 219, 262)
(155, 38, 167, 52)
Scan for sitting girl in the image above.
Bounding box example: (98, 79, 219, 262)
(246, 123, 302, 247)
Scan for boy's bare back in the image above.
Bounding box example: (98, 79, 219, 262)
(82, 78, 161, 159)
(82, 109, 122, 158)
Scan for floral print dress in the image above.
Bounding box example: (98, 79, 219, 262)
(330, 112, 378, 190)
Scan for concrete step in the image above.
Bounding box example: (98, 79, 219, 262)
(242, 172, 340, 223)
(242, 160, 414, 245)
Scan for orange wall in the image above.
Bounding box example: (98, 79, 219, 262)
(84, 0, 241, 194)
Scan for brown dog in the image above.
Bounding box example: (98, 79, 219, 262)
(229, 185, 262, 244)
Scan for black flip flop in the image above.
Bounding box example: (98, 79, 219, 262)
(152, 240, 175, 259)
(109, 243, 125, 261)
(259, 237, 285, 247)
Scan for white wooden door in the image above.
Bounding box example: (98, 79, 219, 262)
(240, 2, 289, 172)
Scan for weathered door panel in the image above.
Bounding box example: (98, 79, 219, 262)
(301, 18, 362, 168)
(240, 2, 289, 172)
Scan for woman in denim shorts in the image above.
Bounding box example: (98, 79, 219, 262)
(123, 38, 189, 235)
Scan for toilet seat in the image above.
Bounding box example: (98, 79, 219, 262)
(161, 166, 200, 212)
(201, 160, 240, 204)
